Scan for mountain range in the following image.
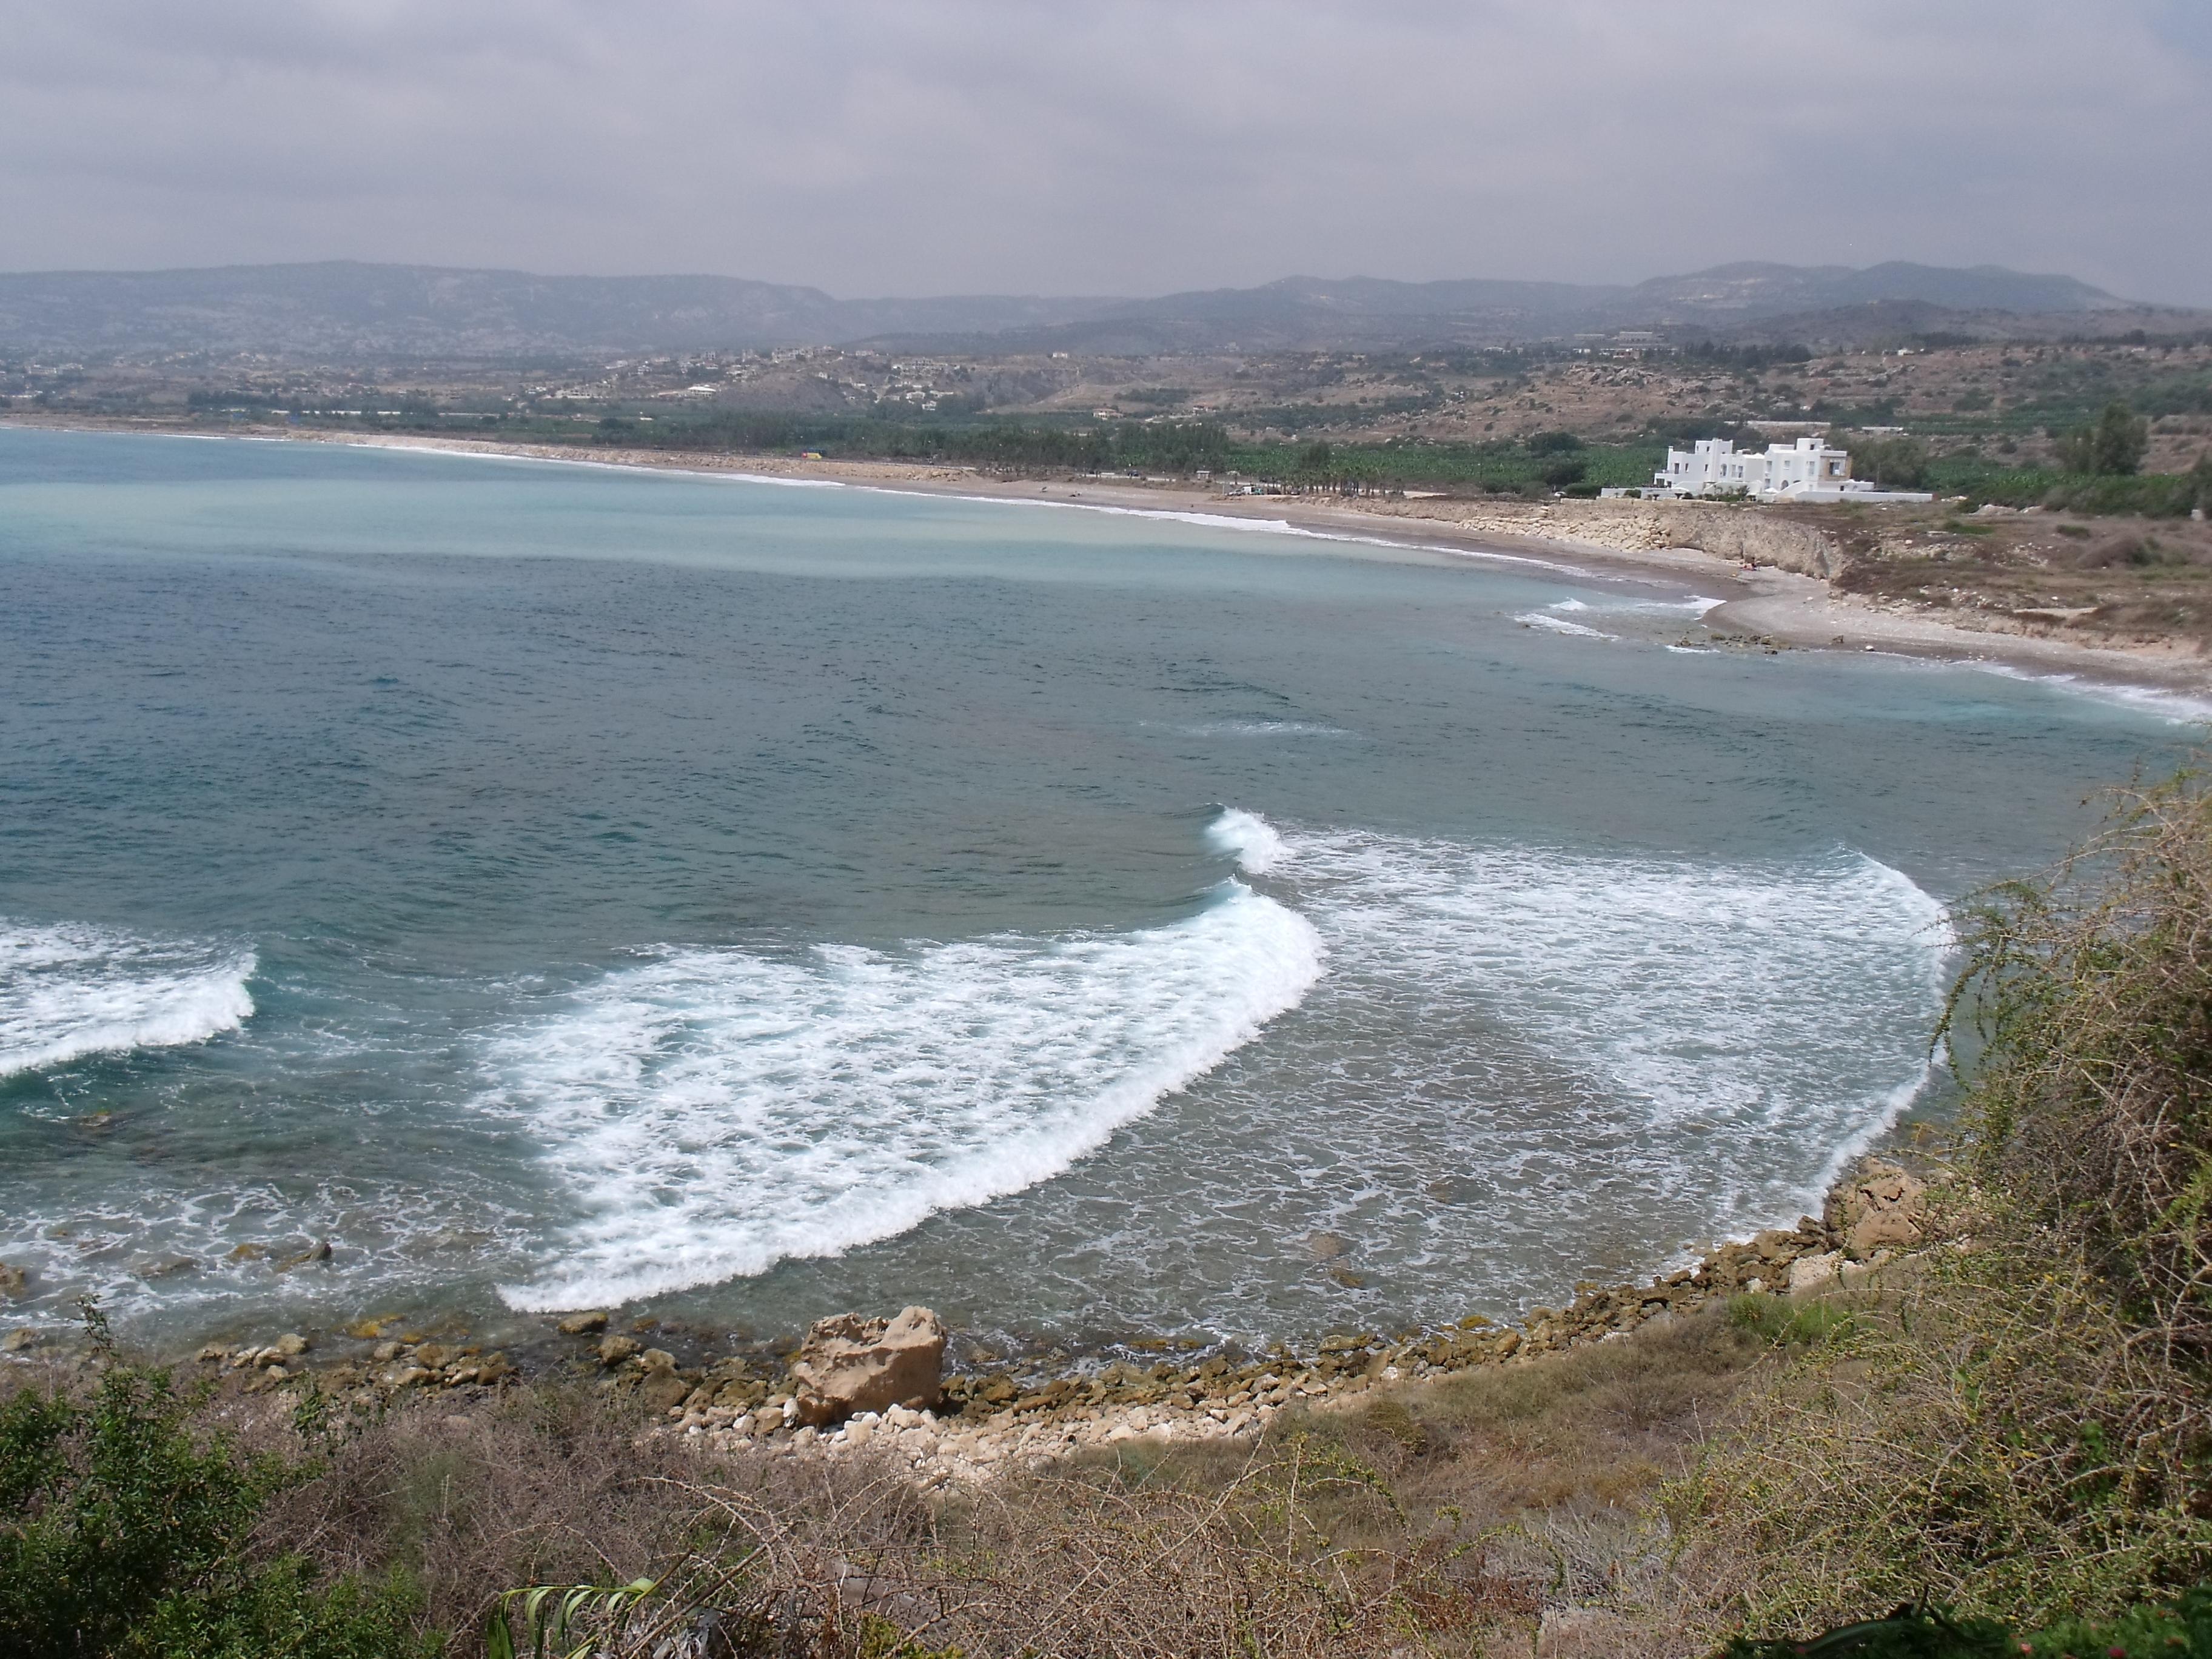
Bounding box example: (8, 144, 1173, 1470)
(0, 260, 2178, 360)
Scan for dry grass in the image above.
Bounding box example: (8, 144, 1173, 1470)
(1667, 769, 2212, 1642)
(164, 1299, 1787, 1657)
(1671, 1246, 2212, 1637)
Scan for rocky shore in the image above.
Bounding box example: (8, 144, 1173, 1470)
(3, 1158, 1937, 1487)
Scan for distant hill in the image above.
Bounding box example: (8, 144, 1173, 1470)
(1621, 260, 2127, 319)
(0, 259, 2174, 360)
(0, 263, 1116, 359)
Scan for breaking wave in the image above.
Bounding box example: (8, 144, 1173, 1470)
(1269, 827, 1956, 1241)
(0, 920, 255, 1077)
(493, 852, 1324, 1309)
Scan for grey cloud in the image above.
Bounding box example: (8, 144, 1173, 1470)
(0, 0, 2205, 304)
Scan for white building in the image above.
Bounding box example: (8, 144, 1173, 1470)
(1639, 435, 1932, 503)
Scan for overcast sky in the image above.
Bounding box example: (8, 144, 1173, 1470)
(4, 1, 2208, 304)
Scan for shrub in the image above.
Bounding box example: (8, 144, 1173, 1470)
(1724, 1583, 2212, 1657)
(1948, 768, 2212, 1358)
(1852, 435, 1931, 489)
(1672, 766, 2212, 1636)
(0, 1309, 434, 1659)
(2056, 402, 2152, 477)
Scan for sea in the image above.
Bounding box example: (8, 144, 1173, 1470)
(0, 427, 2194, 1356)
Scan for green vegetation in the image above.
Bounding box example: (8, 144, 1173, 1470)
(1676, 766, 2212, 1640)
(563, 407, 1671, 495)
(0, 1307, 433, 1658)
(1918, 447, 2212, 515)
(24, 760, 2212, 1654)
(1849, 434, 1932, 489)
(2056, 401, 2154, 476)
(1726, 1586, 2212, 1658)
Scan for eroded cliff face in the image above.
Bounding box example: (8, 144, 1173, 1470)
(1362, 497, 1845, 578)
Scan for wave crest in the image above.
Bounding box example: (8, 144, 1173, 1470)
(0, 920, 255, 1077)
(494, 883, 1323, 1310)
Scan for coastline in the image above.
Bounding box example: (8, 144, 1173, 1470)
(4, 1155, 1930, 1489)
(0, 419, 2161, 1460)
(17, 416, 2205, 706)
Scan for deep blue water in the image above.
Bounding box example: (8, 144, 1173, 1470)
(0, 429, 2190, 1352)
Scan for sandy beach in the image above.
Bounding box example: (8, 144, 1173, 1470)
(255, 427, 2212, 708)
(11, 415, 2210, 702)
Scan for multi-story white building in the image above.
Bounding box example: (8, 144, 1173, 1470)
(1643, 435, 1931, 503)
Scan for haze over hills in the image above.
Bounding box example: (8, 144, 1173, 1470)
(0, 259, 2182, 361)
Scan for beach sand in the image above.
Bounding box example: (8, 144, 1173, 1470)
(13, 417, 2210, 702)
(304, 430, 2212, 704)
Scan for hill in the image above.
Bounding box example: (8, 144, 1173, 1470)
(0, 259, 2178, 361)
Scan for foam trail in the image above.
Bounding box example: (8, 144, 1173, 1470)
(1517, 611, 1618, 640)
(495, 880, 1322, 1309)
(1963, 661, 2212, 725)
(0, 920, 255, 1077)
(1206, 808, 1289, 874)
(1281, 830, 1956, 1246)
(1174, 721, 1352, 739)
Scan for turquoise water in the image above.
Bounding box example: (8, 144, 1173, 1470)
(0, 429, 2189, 1352)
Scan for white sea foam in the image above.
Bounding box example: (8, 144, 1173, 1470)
(1963, 661, 2212, 725)
(1516, 611, 1619, 640)
(493, 871, 1323, 1309)
(1281, 830, 1954, 1239)
(1206, 808, 1290, 873)
(1544, 594, 1721, 621)
(0, 920, 255, 1077)
(1173, 720, 1353, 739)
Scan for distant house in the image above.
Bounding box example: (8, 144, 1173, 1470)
(1631, 435, 1934, 503)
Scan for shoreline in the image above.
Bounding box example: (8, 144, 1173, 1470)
(0, 419, 2146, 1468)
(5, 1156, 1931, 1488)
(10, 415, 2212, 708)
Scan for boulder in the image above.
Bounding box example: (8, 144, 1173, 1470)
(635, 1349, 691, 1412)
(596, 1334, 642, 1367)
(557, 1310, 608, 1335)
(2, 1327, 39, 1353)
(1788, 1251, 1843, 1296)
(1828, 1159, 1928, 1258)
(0, 1262, 27, 1300)
(790, 1306, 947, 1427)
(277, 1239, 333, 1271)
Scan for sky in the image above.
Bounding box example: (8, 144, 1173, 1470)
(3, 1, 2208, 306)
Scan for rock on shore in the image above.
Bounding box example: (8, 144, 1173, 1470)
(11, 1156, 1945, 1491)
(790, 1306, 946, 1426)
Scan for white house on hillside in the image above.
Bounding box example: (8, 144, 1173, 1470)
(1635, 435, 1932, 503)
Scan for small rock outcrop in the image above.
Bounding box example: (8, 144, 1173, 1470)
(1788, 1250, 1844, 1296)
(1828, 1159, 1929, 1257)
(791, 1306, 947, 1426)
(0, 1262, 28, 1300)
(635, 1349, 691, 1411)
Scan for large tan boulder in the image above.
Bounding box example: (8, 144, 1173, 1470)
(1827, 1159, 1928, 1258)
(635, 1349, 691, 1412)
(791, 1306, 947, 1427)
